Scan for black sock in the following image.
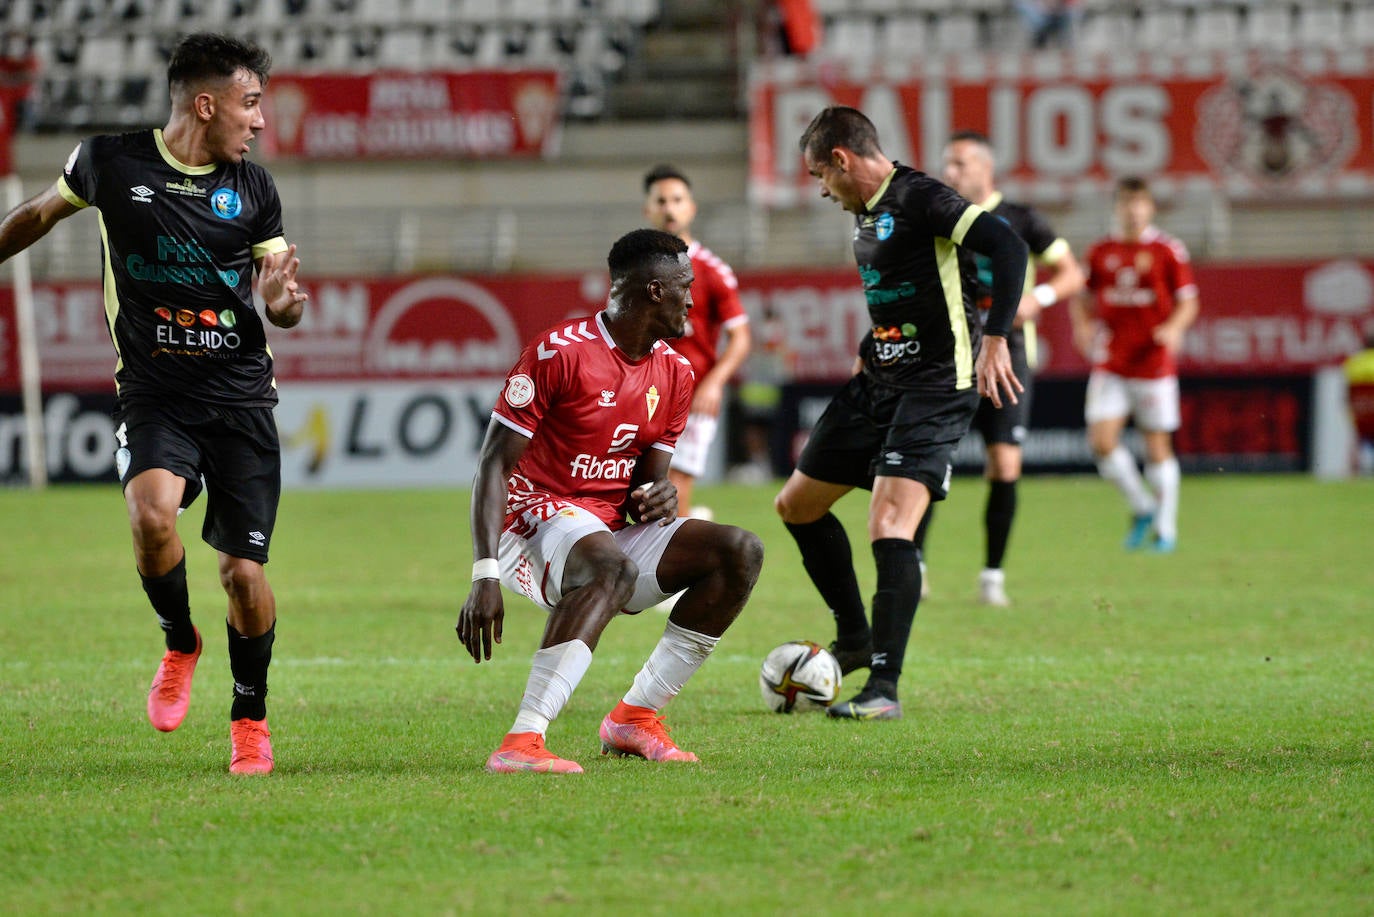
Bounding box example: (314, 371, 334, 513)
(141, 554, 196, 654)
(912, 505, 934, 562)
(227, 621, 275, 722)
(784, 513, 869, 645)
(868, 538, 921, 692)
(984, 480, 1018, 569)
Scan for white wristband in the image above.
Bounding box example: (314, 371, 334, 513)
(471, 558, 500, 582)
(1032, 283, 1057, 307)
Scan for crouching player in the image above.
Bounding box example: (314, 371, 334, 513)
(456, 229, 764, 773)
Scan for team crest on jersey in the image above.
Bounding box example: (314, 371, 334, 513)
(505, 373, 535, 408)
(646, 385, 660, 420)
(211, 188, 242, 220)
(875, 212, 894, 241)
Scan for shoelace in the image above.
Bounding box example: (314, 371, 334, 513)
(153, 654, 194, 699)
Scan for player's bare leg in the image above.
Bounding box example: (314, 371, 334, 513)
(127, 470, 202, 732)
(220, 554, 277, 774)
(775, 472, 871, 672)
(601, 522, 763, 762)
(491, 533, 637, 773)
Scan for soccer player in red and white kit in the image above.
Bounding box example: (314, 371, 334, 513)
(642, 164, 751, 518)
(1070, 177, 1200, 552)
(456, 229, 764, 774)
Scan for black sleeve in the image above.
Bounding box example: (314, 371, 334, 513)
(961, 211, 1028, 338)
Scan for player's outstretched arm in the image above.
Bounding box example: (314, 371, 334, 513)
(456, 422, 529, 663)
(257, 243, 309, 329)
(0, 184, 80, 264)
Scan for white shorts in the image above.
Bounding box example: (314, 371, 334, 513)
(669, 412, 718, 478)
(498, 499, 689, 613)
(1084, 370, 1180, 432)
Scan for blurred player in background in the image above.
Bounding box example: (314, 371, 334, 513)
(457, 229, 763, 774)
(1343, 328, 1374, 474)
(642, 164, 751, 520)
(0, 33, 307, 774)
(916, 130, 1085, 606)
(1070, 176, 1200, 553)
(774, 106, 1027, 720)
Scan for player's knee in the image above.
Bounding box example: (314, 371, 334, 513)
(218, 558, 266, 606)
(773, 488, 812, 525)
(127, 500, 177, 548)
(719, 526, 765, 587)
(590, 552, 640, 600)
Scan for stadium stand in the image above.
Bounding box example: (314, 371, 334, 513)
(1, 0, 1372, 276)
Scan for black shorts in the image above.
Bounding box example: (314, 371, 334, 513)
(971, 342, 1034, 446)
(797, 373, 981, 501)
(113, 401, 281, 563)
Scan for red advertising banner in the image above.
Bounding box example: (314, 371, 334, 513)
(749, 49, 1374, 206)
(3, 260, 1371, 393)
(260, 70, 564, 160)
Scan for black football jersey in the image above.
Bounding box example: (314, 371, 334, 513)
(56, 129, 289, 407)
(850, 164, 985, 393)
(971, 192, 1067, 369)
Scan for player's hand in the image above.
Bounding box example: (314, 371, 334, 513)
(1014, 292, 1042, 329)
(259, 244, 308, 328)
(1072, 322, 1098, 359)
(975, 334, 1022, 409)
(690, 379, 725, 417)
(1153, 322, 1184, 355)
(456, 581, 504, 663)
(633, 480, 678, 526)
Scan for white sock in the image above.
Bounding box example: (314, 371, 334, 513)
(1097, 445, 1157, 516)
(509, 639, 593, 735)
(1145, 457, 1181, 541)
(622, 621, 720, 712)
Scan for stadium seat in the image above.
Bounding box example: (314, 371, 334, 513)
(1242, 5, 1292, 50)
(1137, 7, 1187, 51)
(880, 13, 927, 60)
(1294, 4, 1344, 48)
(1192, 8, 1241, 50)
(820, 16, 877, 63)
(1354, 7, 1374, 46)
(1076, 10, 1132, 55)
(930, 11, 981, 53)
(376, 27, 432, 68)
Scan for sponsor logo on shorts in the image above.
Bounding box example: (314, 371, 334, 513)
(248, 530, 265, 547)
(884, 451, 902, 465)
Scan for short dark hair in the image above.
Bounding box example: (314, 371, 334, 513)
(607, 228, 688, 282)
(168, 32, 272, 93)
(643, 163, 691, 194)
(949, 129, 992, 148)
(799, 106, 882, 159)
(1115, 176, 1152, 197)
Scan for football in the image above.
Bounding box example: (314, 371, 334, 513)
(759, 640, 843, 713)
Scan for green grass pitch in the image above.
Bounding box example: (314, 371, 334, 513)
(2, 475, 1371, 915)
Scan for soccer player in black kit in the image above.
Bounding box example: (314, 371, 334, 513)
(774, 107, 1027, 719)
(0, 33, 307, 773)
(917, 130, 1085, 607)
